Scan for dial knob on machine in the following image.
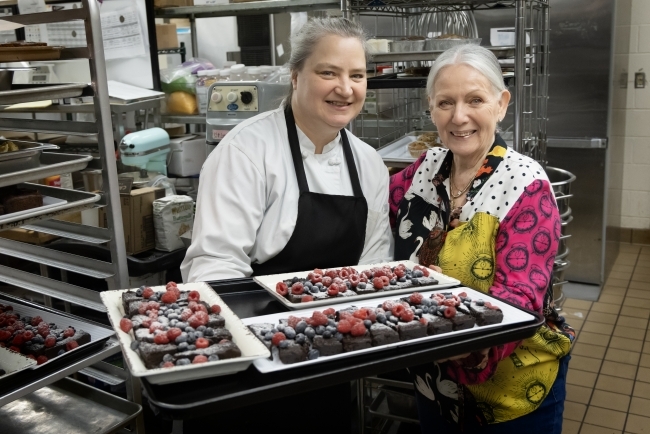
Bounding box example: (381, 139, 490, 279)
(240, 91, 253, 104)
(226, 92, 238, 103)
(211, 92, 223, 103)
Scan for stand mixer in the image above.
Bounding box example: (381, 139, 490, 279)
(119, 127, 171, 178)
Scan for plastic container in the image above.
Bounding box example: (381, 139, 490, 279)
(246, 66, 261, 81)
(230, 64, 246, 81)
(195, 69, 220, 114)
(222, 60, 236, 69)
(219, 69, 231, 81)
(424, 38, 481, 51)
(259, 65, 273, 80)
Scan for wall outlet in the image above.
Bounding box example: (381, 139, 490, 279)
(635, 72, 645, 89)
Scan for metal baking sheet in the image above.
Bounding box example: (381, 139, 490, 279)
(101, 282, 271, 385)
(254, 260, 460, 310)
(0, 153, 93, 188)
(0, 296, 115, 371)
(242, 286, 536, 373)
(0, 45, 64, 62)
(0, 183, 100, 230)
(370, 46, 515, 63)
(0, 139, 59, 171)
(0, 347, 37, 380)
(0, 377, 141, 434)
(0, 83, 87, 106)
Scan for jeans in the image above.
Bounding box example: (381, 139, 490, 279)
(415, 355, 571, 434)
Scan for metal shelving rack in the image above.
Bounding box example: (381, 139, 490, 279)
(343, 0, 549, 163)
(0, 0, 129, 312)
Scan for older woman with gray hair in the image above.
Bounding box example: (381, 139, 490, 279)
(182, 17, 391, 282)
(389, 44, 574, 433)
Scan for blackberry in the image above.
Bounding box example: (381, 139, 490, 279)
(176, 358, 191, 366)
(308, 349, 320, 360)
(284, 327, 297, 339)
(295, 321, 308, 334)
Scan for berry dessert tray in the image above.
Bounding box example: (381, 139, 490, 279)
(0, 346, 37, 380)
(101, 282, 271, 385)
(0, 297, 114, 371)
(242, 286, 536, 373)
(253, 260, 461, 310)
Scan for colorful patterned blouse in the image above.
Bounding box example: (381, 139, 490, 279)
(390, 135, 575, 427)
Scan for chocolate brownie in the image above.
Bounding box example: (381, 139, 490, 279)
(138, 341, 178, 369)
(278, 340, 309, 364)
(206, 314, 225, 328)
(173, 340, 242, 361)
(449, 309, 475, 331)
(247, 323, 274, 350)
(369, 322, 399, 346)
(342, 333, 372, 352)
(397, 320, 428, 340)
(422, 314, 453, 335)
(312, 335, 343, 356)
(469, 303, 504, 326)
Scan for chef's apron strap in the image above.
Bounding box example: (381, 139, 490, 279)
(339, 129, 364, 198)
(284, 106, 310, 193)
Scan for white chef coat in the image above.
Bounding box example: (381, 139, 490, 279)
(181, 107, 392, 282)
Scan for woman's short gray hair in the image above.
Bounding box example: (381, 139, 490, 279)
(283, 17, 370, 107)
(426, 44, 506, 97)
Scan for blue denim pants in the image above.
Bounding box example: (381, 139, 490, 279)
(415, 355, 571, 434)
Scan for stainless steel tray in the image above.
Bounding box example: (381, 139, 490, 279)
(0, 377, 141, 434)
(376, 131, 442, 167)
(0, 139, 59, 169)
(0, 83, 88, 106)
(0, 183, 100, 230)
(370, 45, 515, 63)
(0, 153, 93, 188)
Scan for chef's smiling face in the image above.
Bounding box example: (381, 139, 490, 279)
(292, 35, 367, 134)
(430, 63, 510, 160)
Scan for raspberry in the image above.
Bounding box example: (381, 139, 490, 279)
(337, 320, 352, 334)
(36, 355, 48, 365)
(310, 274, 322, 284)
(392, 304, 406, 318)
(302, 295, 313, 302)
(120, 318, 133, 333)
(339, 268, 350, 279)
(12, 334, 24, 345)
(44, 336, 56, 348)
(163, 362, 175, 368)
(276, 282, 289, 296)
(409, 292, 424, 305)
(154, 333, 169, 345)
(313, 268, 324, 275)
(421, 267, 430, 277)
(271, 332, 286, 346)
(188, 291, 201, 302)
(141, 318, 152, 328)
(458, 292, 468, 298)
(401, 309, 415, 322)
(339, 311, 353, 321)
(291, 282, 304, 295)
(0, 330, 10, 341)
(359, 274, 368, 283)
(149, 322, 164, 333)
(167, 328, 182, 341)
(9, 346, 21, 353)
(394, 268, 406, 278)
(332, 277, 343, 285)
(180, 308, 193, 321)
(367, 310, 377, 323)
(166, 281, 178, 290)
(63, 328, 75, 338)
(372, 277, 384, 289)
(189, 312, 209, 329)
(142, 287, 154, 299)
(193, 355, 208, 364)
(195, 304, 208, 314)
(195, 337, 209, 349)
(23, 330, 34, 340)
(323, 308, 335, 317)
(353, 309, 369, 320)
(443, 306, 457, 318)
(382, 300, 395, 311)
(362, 270, 373, 278)
(210, 304, 222, 314)
(420, 317, 428, 325)
(381, 276, 390, 287)
(322, 276, 332, 287)
(170, 286, 181, 299)
(373, 269, 386, 277)
(138, 303, 149, 315)
(311, 311, 328, 326)
(66, 341, 79, 351)
(348, 274, 360, 287)
(148, 301, 160, 312)
(327, 286, 339, 296)
(161, 291, 178, 304)
(442, 299, 456, 307)
(287, 315, 301, 329)
(31, 316, 43, 327)
(350, 322, 367, 337)
(325, 269, 338, 279)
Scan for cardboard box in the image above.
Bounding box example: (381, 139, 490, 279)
(154, 0, 194, 7)
(168, 134, 207, 177)
(155, 24, 179, 49)
(0, 211, 82, 245)
(100, 187, 166, 255)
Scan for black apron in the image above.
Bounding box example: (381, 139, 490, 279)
(251, 106, 368, 276)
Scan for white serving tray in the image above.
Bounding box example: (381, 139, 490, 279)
(0, 346, 37, 379)
(3, 300, 115, 369)
(376, 132, 443, 167)
(242, 286, 536, 373)
(253, 260, 460, 310)
(101, 282, 271, 385)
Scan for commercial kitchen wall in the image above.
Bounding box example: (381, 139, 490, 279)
(609, 0, 650, 242)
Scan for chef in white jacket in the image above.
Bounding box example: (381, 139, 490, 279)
(181, 17, 392, 283)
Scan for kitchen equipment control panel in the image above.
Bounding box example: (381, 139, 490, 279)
(208, 85, 259, 112)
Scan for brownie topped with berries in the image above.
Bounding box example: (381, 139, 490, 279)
(118, 282, 242, 369)
(469, 300, 504, 326)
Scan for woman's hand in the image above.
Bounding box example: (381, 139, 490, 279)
(427, 264, 442, 273)
(437, 348, 490, 369)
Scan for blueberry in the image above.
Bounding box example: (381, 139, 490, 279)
(315, 325, 326, 335)
(33, 336, 44, 344)
(195, 331, 204, 338)
(185, 327, 195, 333)
(168, 314, 178, 320)
(430, 299, 438, 306)
(364, 320, 372, 328)
(176, 322, 188, 330)
(398, 277, 407, 283)
(175, 333, 188, 343)
(25, 340, 32, 346)
(327, 319, 336, 327)
(171, 303, 179, 309)
(421, 298, 432, 306)
(315, 282, 323, 288)
(377, 313, 387, 323)
(309, 286, 319, 294)
(319, 286, 327, 292)
(295, 333, 306, 344)
(415, 309, 423, 316)
(445, 294, 453, 299)
(308, 349, 320, 360)
(389, 316, 399, 324)
(411, 278, 420, 286)
(422, 307, 429, 314)
(358, 283, 366, 289)
(264, 332, 274, 341)
(135, 288, 144, 296)
(389, 279, 397, 285)
(291, 277, 300, 284)
(163, 353, 174, 362)
(304, 327, 316, 339)
(176, 358, 191, 366)
(335, 332, 344, 341)
(130, 340, 140, 350)
(271, 328, 278, 334)
(187, 344, 196, 351)
(326, 325, 337, 334)
(346, 281, 351, 289)
(323, 330, 332, 339)
(208, 355, 220, 362)
(464, 301, 471, 307)
(279, 340, 290, 348)
(58, 349, 66, 356)
(476, 299, 485, 306)
(294, 321, 307, 335)
(56, 336, 63, 342)
(178, 342, 189, 351)
(284, 327, 296, 339)
(187, 331, 196, 340)
(439, 306, 447, 313)
(277, 323, 285, 332)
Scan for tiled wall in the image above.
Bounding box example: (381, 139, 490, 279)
(609, 0, 650, 234)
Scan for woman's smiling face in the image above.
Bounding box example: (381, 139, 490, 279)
(430, 63, 510, 160)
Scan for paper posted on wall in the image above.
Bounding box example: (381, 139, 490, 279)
(101, 6, 146, 60)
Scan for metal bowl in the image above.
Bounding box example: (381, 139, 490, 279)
(546, 166, 576, 197)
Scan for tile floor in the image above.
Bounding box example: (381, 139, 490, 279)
(562, 243, 650, 434)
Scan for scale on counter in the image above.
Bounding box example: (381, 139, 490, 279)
(12, 64, 59, 84)
(205, 81, 289, 147)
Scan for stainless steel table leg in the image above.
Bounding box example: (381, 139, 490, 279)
(357, 378, 365, 434)
(125, 372, 146, 434)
